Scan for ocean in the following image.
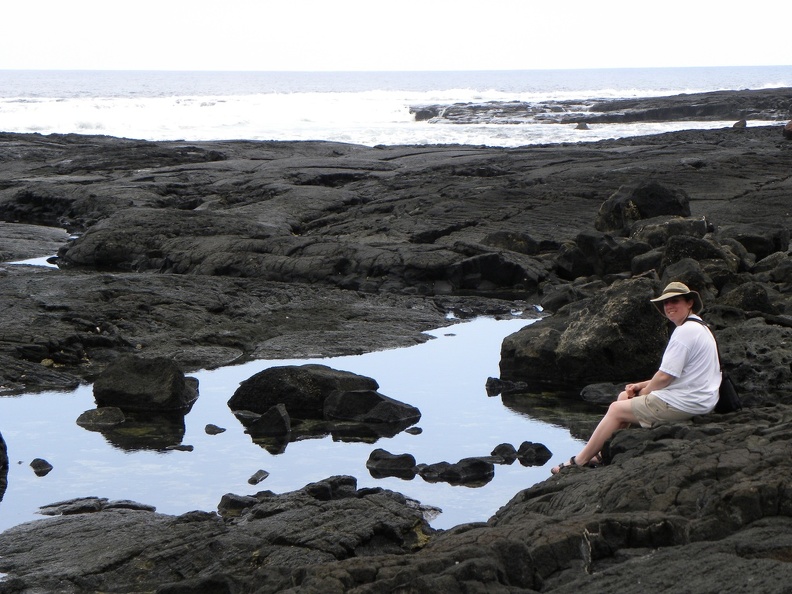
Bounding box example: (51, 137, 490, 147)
(1, 65, 791, 147)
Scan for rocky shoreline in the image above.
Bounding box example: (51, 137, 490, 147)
(1, 87, 792, 592)
(410, 86, 792, 125)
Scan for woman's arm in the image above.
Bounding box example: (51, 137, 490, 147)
(635, 370, 675, 396)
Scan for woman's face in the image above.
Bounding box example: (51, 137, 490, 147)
(663, 296, 694, 325)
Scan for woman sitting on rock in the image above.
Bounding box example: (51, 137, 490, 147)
(552, 282, 721, 474)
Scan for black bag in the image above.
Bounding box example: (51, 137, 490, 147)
(686, 317, 743, 414)
(715, 372, 742, 414)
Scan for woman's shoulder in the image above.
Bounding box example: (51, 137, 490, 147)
(675, 317, 709, 338)
(685, 315, 707, 325)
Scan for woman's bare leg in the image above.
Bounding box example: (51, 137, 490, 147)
(552, 397, 640, 472)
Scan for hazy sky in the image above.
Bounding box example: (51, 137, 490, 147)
(3, 0, 789, 71)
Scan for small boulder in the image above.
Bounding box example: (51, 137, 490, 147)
(248, 469, 270, 485)
(595, 181, 691, 235)
(245, 403, 291, 438)
(490, 443, 518, 464)
(93, 355, 198, 413)
(629, 215, 709, 248)
(228, 364, 378, 418)
(516, 441, 553, 466)
(217, 493, 260, 518)
(205, 424, 226, 435)
(661, 235, 739, 273)
(784, 121, 792, 140)
(366, 449, 417, 479)
(581, 382, 622, 405)
(719, 223, 791, 261)
(417, 457, 495, 486)
(76, 407, 126, 429)
(30, 458, 54, 477)
(718, 282, 778, 315)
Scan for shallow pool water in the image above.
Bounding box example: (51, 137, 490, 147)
(0, 315, 588, 532)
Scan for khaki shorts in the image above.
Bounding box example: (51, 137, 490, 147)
(630, 393, 694, 428)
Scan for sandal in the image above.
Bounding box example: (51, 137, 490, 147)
(551, 456, 578, 475)
(586, 452, 604, 468)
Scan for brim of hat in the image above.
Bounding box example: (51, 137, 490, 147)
(650, 292, 704, 314)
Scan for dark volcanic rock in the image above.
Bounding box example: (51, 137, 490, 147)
(490, 442, 518, 464)
(516, 441, 553, 466)
(228, 364, 379, 418)
(0, 222, 69, 262)
(2, 123, 790, 394)
(4, 409, 792, 592)
(0, 476, 435, 593)
(93, 355, 199, 413)
(595, 180, 691, 234)
(411, 87, 792, 125)
(366, 448, 417, 479)
(1, 100, 792, 593)
(323, 389, 421, 425)
(244, 403, 291, 438)
(30, 458, 53, 477)
(416, 457, 496, 486)
(499, 277, 668, 394)
(75, 406, 126, 428)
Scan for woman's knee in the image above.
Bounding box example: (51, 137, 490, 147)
(607, 398, 634, 421)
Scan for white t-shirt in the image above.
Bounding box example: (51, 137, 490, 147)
(653, 316, 721, 415)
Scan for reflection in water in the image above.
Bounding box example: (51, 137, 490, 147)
(500, 392, 604, 441)
(84, 411, 189, 452)
(0, 316, 592, 532)
(244, 417, 419, 449)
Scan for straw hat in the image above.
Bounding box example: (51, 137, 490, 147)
(650, 281, 703, 314)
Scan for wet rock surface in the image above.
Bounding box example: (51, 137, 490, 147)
(1, 90, 792, 592)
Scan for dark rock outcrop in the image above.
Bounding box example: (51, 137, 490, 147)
(500, 277, 668, 394)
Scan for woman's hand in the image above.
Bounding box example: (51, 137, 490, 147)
(625, 382, 644, 398)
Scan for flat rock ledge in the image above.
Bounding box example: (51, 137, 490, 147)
(1, 405, 791, 593)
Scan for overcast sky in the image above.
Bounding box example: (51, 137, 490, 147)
(2, 0, 789, 71)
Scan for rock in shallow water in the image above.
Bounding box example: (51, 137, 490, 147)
(93, 355, 199, 413)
